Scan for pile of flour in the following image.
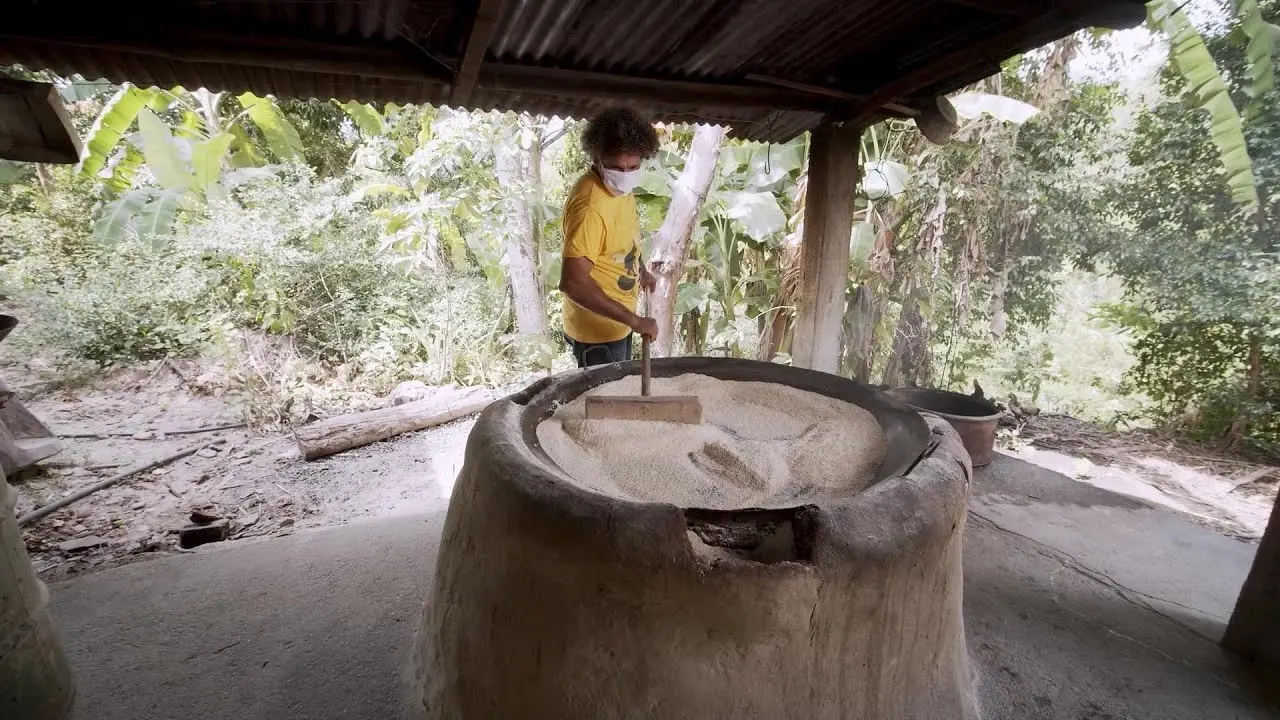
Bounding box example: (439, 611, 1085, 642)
(536, 373, 887, 510)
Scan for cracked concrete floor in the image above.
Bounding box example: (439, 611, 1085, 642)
(46, 454, 1280, 719)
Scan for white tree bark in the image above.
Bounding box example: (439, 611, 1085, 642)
(649, 125, 728, 357)
(494, 123, 548, 339)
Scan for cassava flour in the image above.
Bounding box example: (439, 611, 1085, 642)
(536, 373, 887, 510)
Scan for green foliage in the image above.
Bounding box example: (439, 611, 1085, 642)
(91, 190, 148, 243)
(103, 146, 144, 194)
(1125, 322, 1279, 448)
(236, 93, 304, 160)
(77, 88, 309, 244)
(0, 160, 28, 185)
(137, 108, 196, 191)
(274, 99, 355, 175)
(77, 84, 158, 180)
(720, 190, 786, 241)
(969, 270, 1143, 423)
(338, 100, 386, 137)
(0, 166, 100, 296)
(1148, 0, 1261, 209)
(31, 248, 225, 365)
(1083, 7, 1280, 453)
(1231, 0, 1280, 115)
(633, 131, 806, 356)
(1, 172, 219, 364)
(862, 159, 910, 199)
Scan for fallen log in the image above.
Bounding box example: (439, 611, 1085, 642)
(293, 388, 495, 461)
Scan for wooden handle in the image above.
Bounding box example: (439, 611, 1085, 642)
(641, 336, 651, 396)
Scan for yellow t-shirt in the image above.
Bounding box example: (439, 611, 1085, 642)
(561, 171, 641, 344)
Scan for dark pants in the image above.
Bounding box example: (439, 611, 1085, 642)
(570, 334, 633, 368)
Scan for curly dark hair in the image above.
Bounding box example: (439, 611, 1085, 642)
(581, 107, 660, 161)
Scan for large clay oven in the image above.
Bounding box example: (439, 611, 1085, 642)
(417, 358, 977, 720)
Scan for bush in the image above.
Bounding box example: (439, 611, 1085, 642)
(1124, 320, 1279, 454)
(0, 167, 100, 295)
(1, 169, 222, 366)
(950, 269, 1144, 425)
(30, 247, 226, 364)
(189, 164, 520, 382)
(1, 160, 544, 398)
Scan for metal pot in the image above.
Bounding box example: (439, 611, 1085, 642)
(887, 387, 1002, 467)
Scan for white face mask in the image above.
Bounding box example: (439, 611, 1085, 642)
(598, 164, 643, 196)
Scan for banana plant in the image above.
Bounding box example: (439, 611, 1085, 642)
(1146, 0, 1271, 212)
(1231, 0, 1280, 115)
(80, 86, 304, 245)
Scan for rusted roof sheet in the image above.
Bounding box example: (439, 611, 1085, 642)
(0, 0, 1147, 141)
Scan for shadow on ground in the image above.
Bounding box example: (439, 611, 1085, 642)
(47, 453, 1280, 719)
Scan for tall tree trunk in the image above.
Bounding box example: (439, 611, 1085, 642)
(34, 164, 54, 195)
(528, 122, 545, 280)
(494, 125, 547, 339)
(989, 220, 1023, 344)
(683, 308, 703, 355)
(988, 270, 1007, 344)
(758, 231, 803, 362)
(758, 173, 807, 362)
(1228, 331, 1265, 450)
(884, 187, 946, 386)
(1035, 35, 1081, 113)
(841, 284, 882, 382)
(840, 202, 902, 379)
(650, 125, 727, 357)
(882, 299, 930, 387)
(1247, 332, 1263, 396)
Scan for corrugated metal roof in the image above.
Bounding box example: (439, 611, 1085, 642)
(0, 0, 1148, 142)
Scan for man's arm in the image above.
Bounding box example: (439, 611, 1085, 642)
(560, 257, 657, 340)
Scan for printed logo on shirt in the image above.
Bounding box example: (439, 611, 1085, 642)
(617, 246, 638, 291)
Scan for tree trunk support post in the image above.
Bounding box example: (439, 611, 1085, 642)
(792, 121, 862, 374)
(650, 124, 728, 357)
(1224, 493, 1280, 665)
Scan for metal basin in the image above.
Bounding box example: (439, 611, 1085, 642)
(524, 357, 932, 486)
(888, 387, 1001, 467)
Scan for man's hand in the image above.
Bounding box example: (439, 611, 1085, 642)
(639, 264, 657, 293)
(561, 256, 658, 341)
(630, 315, 659, 342)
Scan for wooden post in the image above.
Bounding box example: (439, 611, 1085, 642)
(1224, 494, 1280, 665)
(792, 122, 862, 374)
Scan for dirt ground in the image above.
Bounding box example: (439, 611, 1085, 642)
(10, 362, 476, 580)
(1005, 414, 1278, 540)
(9, 361, 1279, 580)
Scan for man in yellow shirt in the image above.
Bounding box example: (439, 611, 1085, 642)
(558, 108, 661, 367)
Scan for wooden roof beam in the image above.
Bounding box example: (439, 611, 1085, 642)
(478, 64, 839, 113)
(0, 27, 839, 116)
(450, 0, 505, 106)
(0, 29, 455, 85)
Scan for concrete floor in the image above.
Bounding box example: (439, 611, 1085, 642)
(48, 454, 1280, 719)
